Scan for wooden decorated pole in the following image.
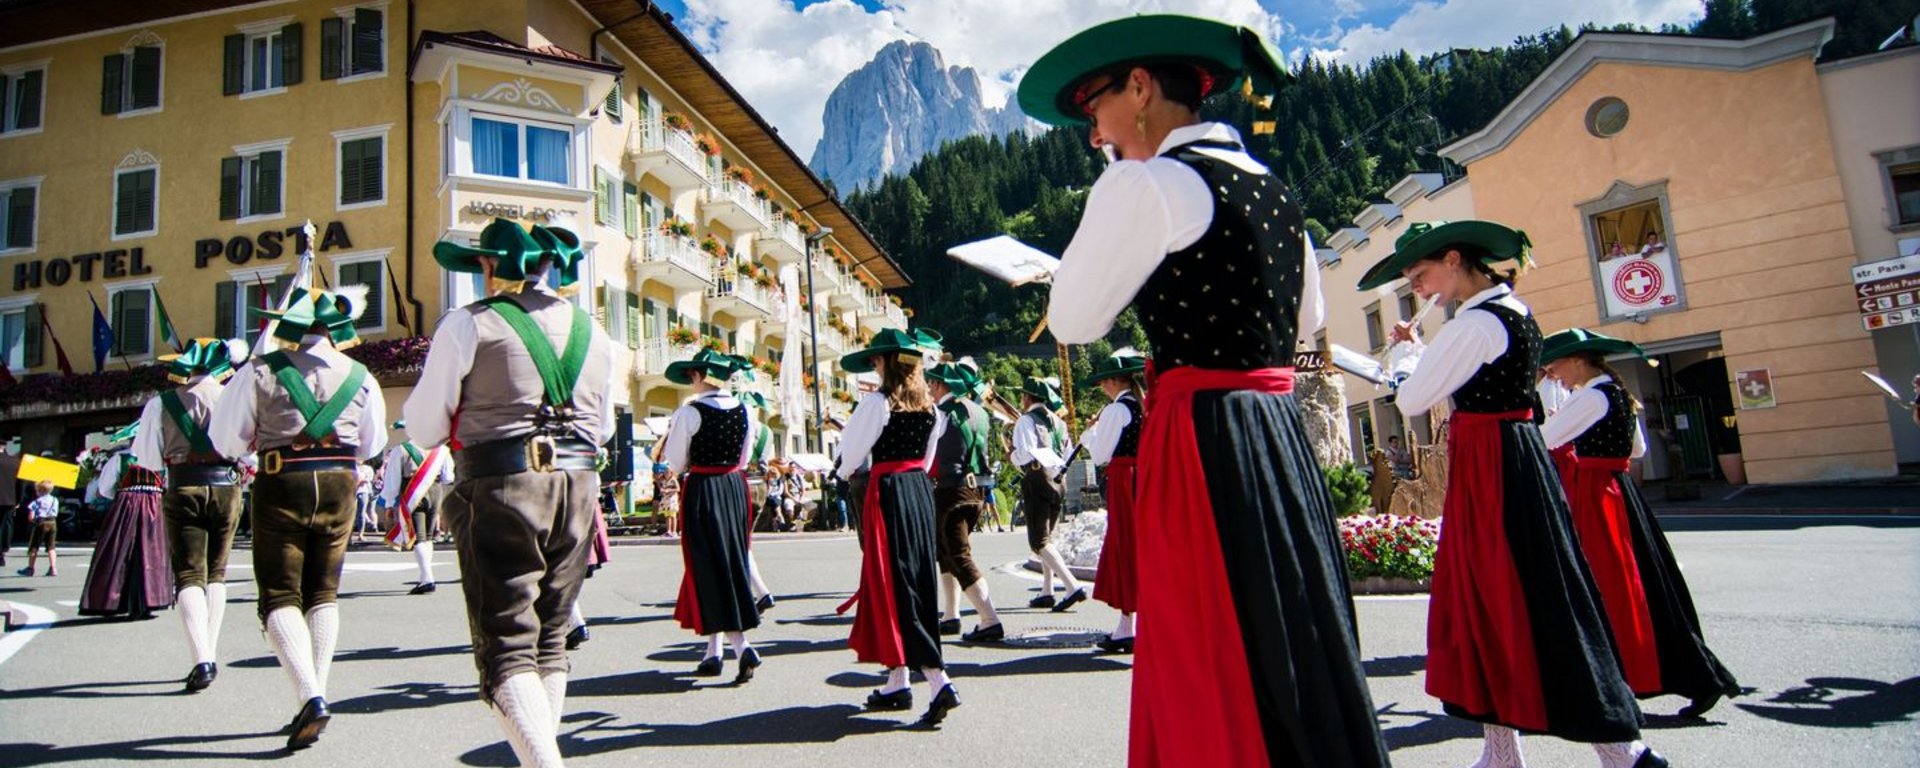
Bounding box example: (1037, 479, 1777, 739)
(1056, 343, 1075, 434)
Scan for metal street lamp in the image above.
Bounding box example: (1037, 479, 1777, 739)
(804, 227, 833, 453)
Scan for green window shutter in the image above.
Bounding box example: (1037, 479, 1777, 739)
(604, 77, 622, 122)
(109, 290, 126, 356)
(345, 262, 381, 328)
(133, 170, 156, 233)
(338, 140, 362, 205)
(214, 281, 236, 339)
(0, 74, 8, 129)
(594, 168, 610, 224)
(23, 303, 42, 368)
(320, 17, 344, 80)
(623, 182, 639, 238)
(358, 138, 383, 202)
(6, 186, 32, 248)
(351, 8, 383, 74)
(219, 156, 242, 220)
(130, 46, 161, 109)
(223, 35, 245, 95)
(253, 151, 282, 216)
(625, 291, 640, 348)
(281, 23, 303, 86)
(116, 172, 137, 234)
(102, 54, 125, 114)
(15, 70, 42, 129)
(121, 289, 150, 356)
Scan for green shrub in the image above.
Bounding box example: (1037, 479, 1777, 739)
(1322, 462, 1370, 518)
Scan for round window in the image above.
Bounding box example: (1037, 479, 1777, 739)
(1586, 97, 1629, 138)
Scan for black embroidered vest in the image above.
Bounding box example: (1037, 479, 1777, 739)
(1132, 141, 1307, 370)
(1573, 382, 1636, 459)
(1112, 394, 1144, 459)
(687, 400, 748, 467)
(1451, 302, 1543, 414)
(872, 410, 937, 463)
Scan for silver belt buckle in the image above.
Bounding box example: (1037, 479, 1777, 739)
(963, 473, 978, 489)
(526, 435, 558, 473)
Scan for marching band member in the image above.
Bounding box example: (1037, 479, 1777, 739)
(925, 360, 1004, 643)
(1077, 349, 1147, 653)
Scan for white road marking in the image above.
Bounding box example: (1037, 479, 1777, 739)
(0, 601, 56, 668)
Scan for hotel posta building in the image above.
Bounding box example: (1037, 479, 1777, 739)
(1316, 20, 1920, 485)
(0, 0, 913, 470)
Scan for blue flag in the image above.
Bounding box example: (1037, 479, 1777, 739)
(89, 292, 114, 372)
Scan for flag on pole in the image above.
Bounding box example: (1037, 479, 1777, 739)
(383, 257, 412, 333)
(87, 292, 115, 372)
(42, 306, 75, 376)
(252, 220, 318, 358)
(154, 290, 183, 353)
(383, 446, 450, 551)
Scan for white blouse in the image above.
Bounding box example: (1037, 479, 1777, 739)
(836, 391, 946, 480)
(1541, 374, 1648, 458)
(1082, 398, 1136, 467)
(663, 390, 757, 474)
(1394, 284, 1530, 418)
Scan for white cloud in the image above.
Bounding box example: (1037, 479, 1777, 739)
(1321, 0, 1702, 64)
(678, 0, 1285, 160)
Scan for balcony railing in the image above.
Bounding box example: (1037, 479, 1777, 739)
(708, 266, 772, 317)
(758, 219, 807, 264)
(702, 178, 770, 232)
(637, 337, 698, 380)
(628, 117, 709, 193)
(634, 233, 714, 291)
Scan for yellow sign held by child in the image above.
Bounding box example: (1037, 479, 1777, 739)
(17, 454, 82, 490)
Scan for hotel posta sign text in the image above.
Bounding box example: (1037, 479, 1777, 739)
(12, 221, 357, 292)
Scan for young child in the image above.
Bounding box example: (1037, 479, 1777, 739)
(20, 479, 59, 577)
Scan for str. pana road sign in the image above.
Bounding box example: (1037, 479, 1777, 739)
(1854, 255, 1920, 332)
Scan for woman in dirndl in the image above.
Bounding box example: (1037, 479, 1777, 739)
(1540, 328, 1739, 720)
(1024, 15, 1387, 767)
(662, 349, 764, 684)
(79, 425, 174, 620)
(1366, 220, 1668, 767)
(1079, 349, 1148, 654)
(834, 328, 958, 726)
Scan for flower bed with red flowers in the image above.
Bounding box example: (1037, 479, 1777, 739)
(344, 336, 431, 378)
(0, 365, 170, 410)
(1339, 514, 1439, 581)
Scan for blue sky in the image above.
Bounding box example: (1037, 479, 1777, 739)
(646, 0, 1704, 160)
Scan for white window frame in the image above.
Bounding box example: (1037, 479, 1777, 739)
(444, 268, 485, 313)
(111, 162, 160, 241)
(333, 124, 391, 211)
(330, 1, 390, 84)
(231, 138, 290, 225)
(331, 248, 391, 334)
(227, 264, 288, 341)
(235, 17, 292, 99)
(0, 293, 36, 373)
(1, 60, 49, 138)
(105, 277, 162, 363)
(1875, 145, 1920, 233)
(114, 34, 165, 120)
(0, 176, 44, 257)
(445, 102, 590, 192)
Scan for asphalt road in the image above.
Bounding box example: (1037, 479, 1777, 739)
(1, 516, 1916, 767)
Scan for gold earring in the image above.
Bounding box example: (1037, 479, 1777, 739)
(1135, 111, 1148, 137)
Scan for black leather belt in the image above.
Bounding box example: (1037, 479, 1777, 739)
(259, 446, 358, 475)
(457, 436, 598, 477)
(167, 462, 239, 488)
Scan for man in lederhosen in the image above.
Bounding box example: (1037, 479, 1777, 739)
(380, 419, 453, 594)
(1011, 376, 1086, 611)
(406, 218, 613, 768)
(927, 360, 1005, 642)
(133, 338, 246, 692)
(211, 288, 385, 750)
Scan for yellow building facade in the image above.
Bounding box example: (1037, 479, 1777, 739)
(0, 0, 909, 466)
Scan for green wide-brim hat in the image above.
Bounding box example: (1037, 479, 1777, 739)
(434, 218, 585, 287)
(840, 328, 943, 374)
(1017, 14, 1291, 128)
(107, 421, 138, 445)
(248, 286, 367, 349)
(1540, 328, 1645, 365)
(1356, 220, 1533, 291)
(1020, 375, 1064, 411)
(528, 224, 586, 288)
(735, 390, 770, 411)
(665, 348, 751, 386)
(1079, 350, 1148, 388)
(160, 337, 240, 383)
(925, 361, 977, 391)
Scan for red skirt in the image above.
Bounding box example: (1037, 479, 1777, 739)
(1093, 458, 1139, 613)
(1562, 455, 1661, 694)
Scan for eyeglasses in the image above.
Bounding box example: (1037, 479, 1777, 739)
(1072, 76, 1126, 117)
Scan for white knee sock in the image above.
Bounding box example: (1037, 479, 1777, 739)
(963, 582, 1001, 627)
(746, 554, 770, 600)
(1037, 553, 1055, 597)
(1112, 612, 1136, 641)
(540, 670, 568, 735)
(307, 604, 339, 698)
(941, 574, 961, 621)
(704, 634, 723, 660)
(264, 606, 320, 705)
(1473, 724, 1526, 768)
(1594, 741, 1647, 768)
(1039, 546, 1081, 592)
(727, 632, 749, 656)
(414, 541, 436, 585)
(568, 602, 585, 632)
(490, 672, 564, 768)
(177, 586, 213, 665)
(923, 666, 951, 695)
(881, 666, 909, 694)
(205, 582, 229, 659)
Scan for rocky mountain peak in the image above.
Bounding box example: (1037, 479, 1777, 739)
(810, 40, 1030, 191)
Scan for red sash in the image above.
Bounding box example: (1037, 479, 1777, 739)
(840, 459, 927, 668)
(1131, 366, 1291, 768)
(672, 464, 744, 635)
(1093, 457, 1140, 613)
(1562, 453, 1659, 693)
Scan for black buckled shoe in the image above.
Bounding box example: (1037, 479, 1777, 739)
(695, 656, 724, 677)
(1027, 594, 1056, 609)
(409, 582, 436, 595)
(918, 684, 961, 726)
(865, 687, 912, 711)
(938, 618, 961, 635)
(1095, 635, 1135, 654)
(1052, 587, 1088, 613)
(565, 624, 590, 650)
(734, 647, 762, 684)
(961, 623, 1005, 643)
(184, 662, 217, 692)
(286, 696, 330, 750)
(755, 594, 775, 615)
(1676, 692, 1722, 719)
(1633, 748, 1670, 768)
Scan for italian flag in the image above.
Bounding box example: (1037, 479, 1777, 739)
(154, 291, 182, 353)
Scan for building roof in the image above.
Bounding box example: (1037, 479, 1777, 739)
(0, 0, 246, 49)
(415, 30, 622, 73)
(576, 0, 910, 289)
(1440, 18, 1837, 166)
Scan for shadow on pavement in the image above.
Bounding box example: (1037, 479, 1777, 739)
(1735, 676, 1920, 729)
(1375, 701, 1482, 750)
(0, 730, 289, 764)
(568, 669, 700, 697)
(815, 651, 1130, 689)
(645, 637, 847, 664)
(1658, 516, 1920, 533)
(1364, 654, 1427, 679)
(330, 680, 478, 714)
(0, 678, 183, 701)
(457, 705, 908, 763)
